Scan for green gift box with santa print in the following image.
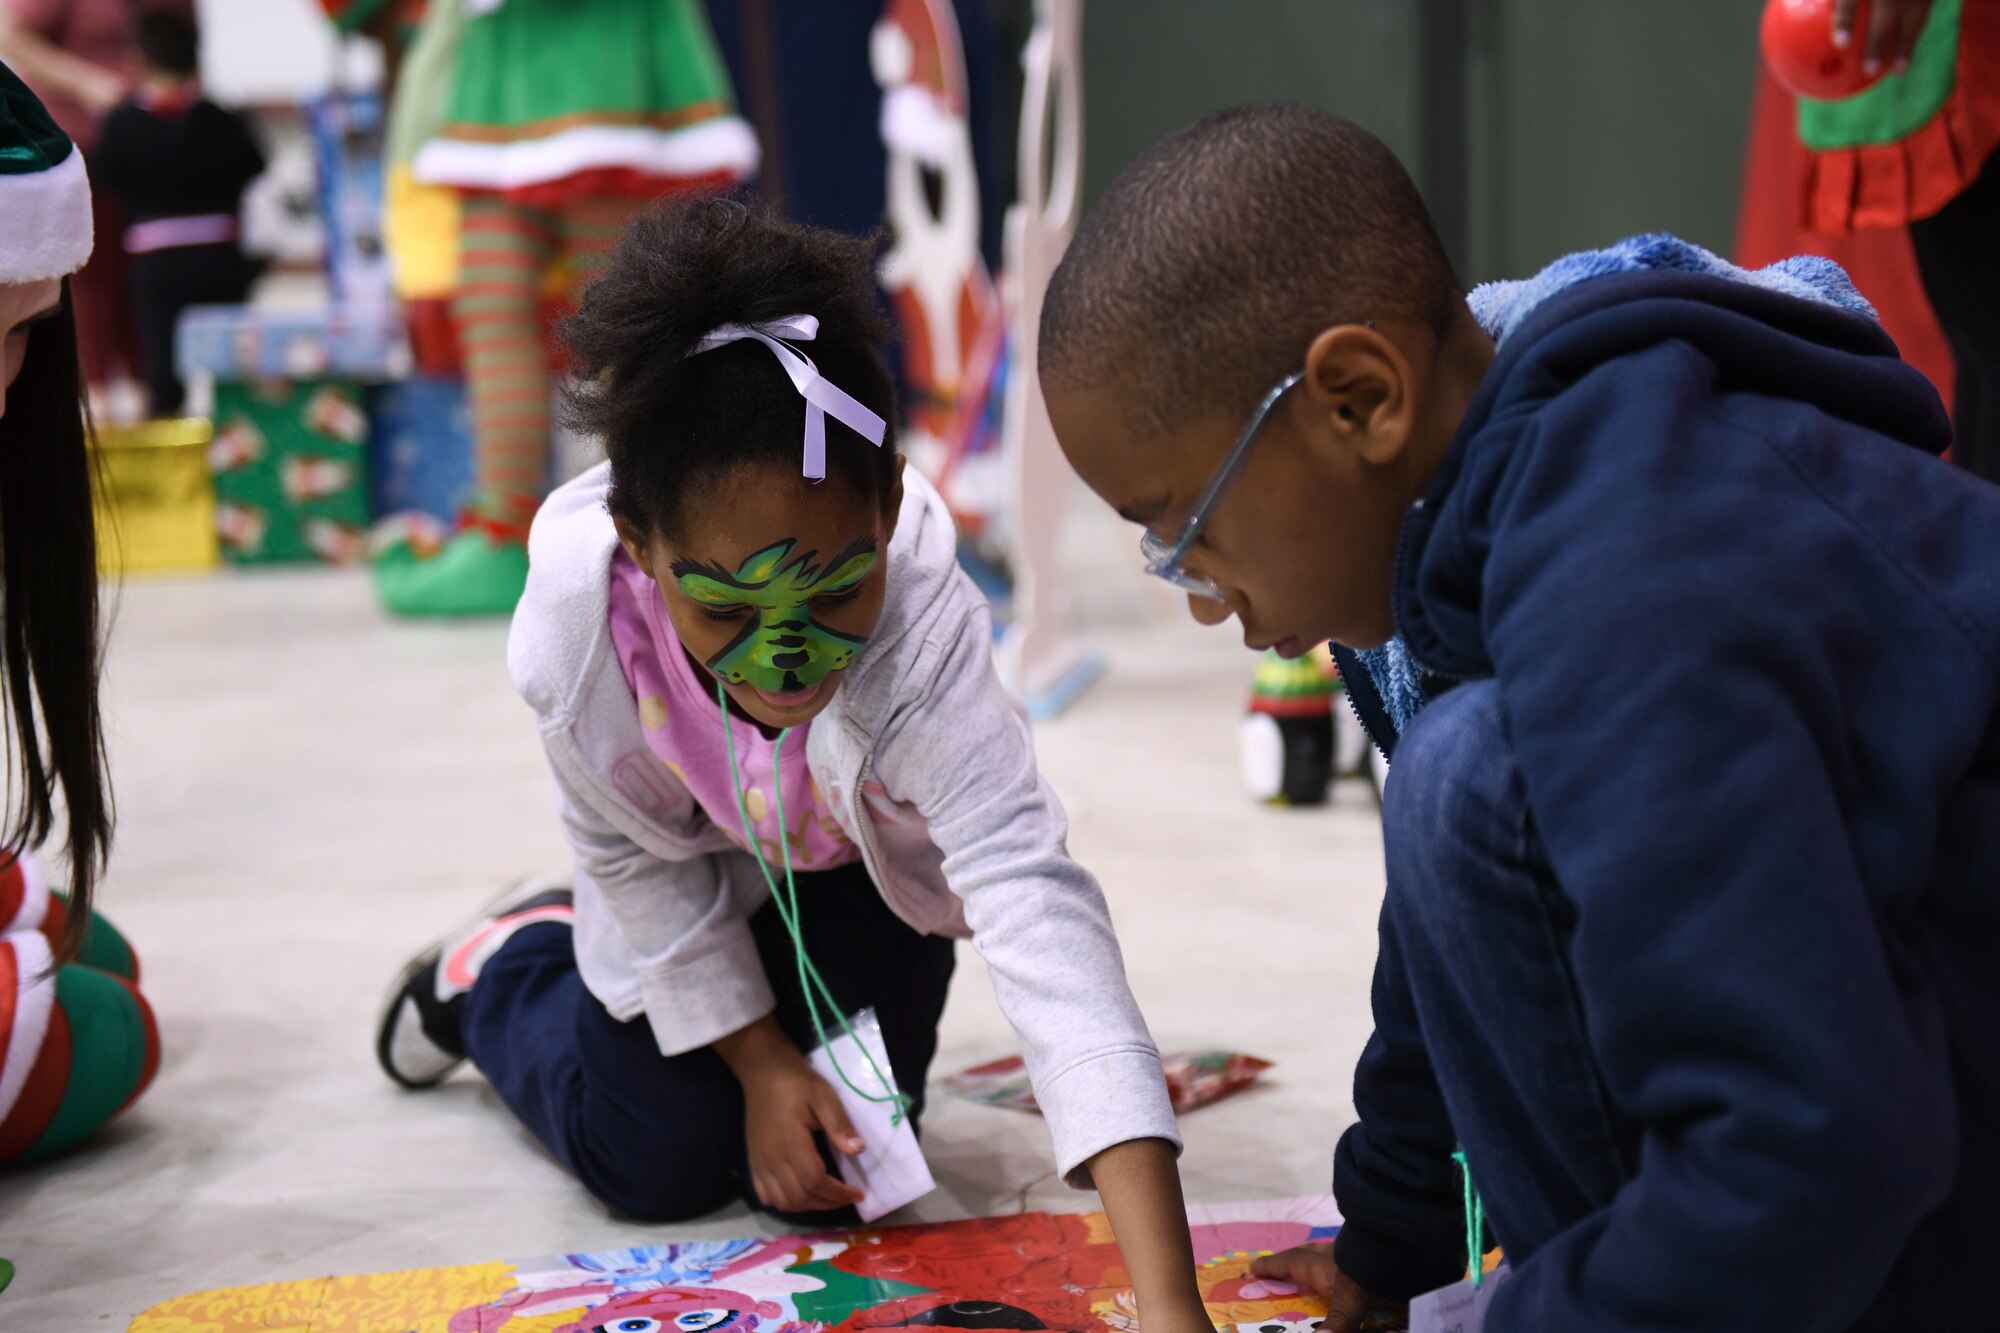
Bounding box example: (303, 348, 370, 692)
(207, 379, 371, 565)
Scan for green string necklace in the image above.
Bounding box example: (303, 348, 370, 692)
(718, 679, 911, 1124)
(1452, 1146, 1487, 1289)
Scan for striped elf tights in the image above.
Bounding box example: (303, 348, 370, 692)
(453, 193, 643, 536)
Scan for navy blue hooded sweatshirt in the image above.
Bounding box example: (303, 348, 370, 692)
(1328, 237, 2000, 1332)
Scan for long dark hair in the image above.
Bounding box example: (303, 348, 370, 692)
(0, 279, 111, 964)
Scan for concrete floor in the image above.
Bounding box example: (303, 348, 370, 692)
(0, 507, 1389, 1327)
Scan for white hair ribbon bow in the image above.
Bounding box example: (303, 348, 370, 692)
(693, 314, 888, 481)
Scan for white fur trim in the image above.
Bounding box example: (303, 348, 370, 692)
(0, 932, 56, 1124)
(878, 86, 960, 166)
(0, 147, 92, 284)
(412, 117, 759, 193)
(8, 850, 49, 934)
(870, 19, 914, 85)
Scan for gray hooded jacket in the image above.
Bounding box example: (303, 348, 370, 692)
(507, 463, 1179, 1183)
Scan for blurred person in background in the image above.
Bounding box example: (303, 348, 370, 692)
(91, 11, 265, 418)
(369, 0, 758, 619)
(1759, 0, 2000, 480)
(0, 0, 195, 419)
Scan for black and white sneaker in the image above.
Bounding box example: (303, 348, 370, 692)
(375, 875, 574, 1089)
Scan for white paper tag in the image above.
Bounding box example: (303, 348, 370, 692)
(805, 1007, 935, 1222)
(1408, 1264, 1509, 1333)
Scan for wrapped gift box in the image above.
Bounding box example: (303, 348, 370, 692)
(176, 303, 404, 566)
(367, 375, 475, 522)
(177, 303, 407, 383)
(209, 380, 371, 565)
(92, 418, 219, 575)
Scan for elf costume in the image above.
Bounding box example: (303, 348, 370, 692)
(0, 65, 162, 1169)
(1788, 0, 1999, 235)
(0, 854, 159, 1165)
(1745, 0, 2000, 479)
(369, 0, 758, 618)
(1, 55, 92, 287)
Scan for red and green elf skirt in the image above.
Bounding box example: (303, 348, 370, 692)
(1795, 0, 2000, 233)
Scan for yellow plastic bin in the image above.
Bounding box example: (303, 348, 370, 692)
(92, 418, 220, 575)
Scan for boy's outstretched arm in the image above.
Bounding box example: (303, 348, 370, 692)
(1086, 1138, 1214, 1333)
(1328, 912, 1477, 1300)
(1245, 910, 1469, 1330)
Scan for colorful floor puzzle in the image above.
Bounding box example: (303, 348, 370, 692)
(128, 1197, 1409, 1333)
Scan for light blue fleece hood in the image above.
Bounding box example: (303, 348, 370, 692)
(1351, 234, 1879, 738)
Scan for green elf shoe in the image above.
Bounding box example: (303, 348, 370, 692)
(0, 854, 138, 983)
(0, 942, 161, 1166)
(373, 527, 529, 618)
(58, 899, 139, 984)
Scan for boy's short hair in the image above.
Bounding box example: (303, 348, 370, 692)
(136, 12, 200, 78)
(1040, 104, 1460, 430)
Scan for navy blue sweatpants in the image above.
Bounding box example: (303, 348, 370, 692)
(461, 859, 956, 1221)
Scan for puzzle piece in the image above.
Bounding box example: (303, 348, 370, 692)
(121, 1275, 332, 1332)
(787, 1258, 929, 1326)
(128, 1201, 1350, 1333)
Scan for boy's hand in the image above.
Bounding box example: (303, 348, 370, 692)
(714, 1015, 866, 1215)
(1833, 0, 1935, 73)
(1251, 1246, 1375, 1333)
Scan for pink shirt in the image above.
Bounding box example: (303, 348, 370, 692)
(607, 548, 861, 873)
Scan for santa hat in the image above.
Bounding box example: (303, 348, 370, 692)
(0, 61, 93, 285)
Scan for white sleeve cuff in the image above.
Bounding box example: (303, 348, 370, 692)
(1036, 1045, 1184, 1189)
(636, 926, 775, 1056)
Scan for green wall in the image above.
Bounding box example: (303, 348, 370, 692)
(1080, 0, 1763, 285)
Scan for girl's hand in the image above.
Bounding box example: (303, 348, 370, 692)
(1141, 1308, 1220, 1333)
(736, 1056, 860, 1216)
(1250, 1245, 1375, 1333)
(740, 1061, 868, 1214)
(716, 1016, 868, 1214)
(1128, 1296, 1216, 1328)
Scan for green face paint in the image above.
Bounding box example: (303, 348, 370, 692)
(672, 537, 879, 695)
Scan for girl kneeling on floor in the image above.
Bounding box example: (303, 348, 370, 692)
(0, 64, 160, 1170)
(378, 198, 1211, 1331)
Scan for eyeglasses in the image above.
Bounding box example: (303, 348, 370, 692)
(1140, 369, 1304, 602)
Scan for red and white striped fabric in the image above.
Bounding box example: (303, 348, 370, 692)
(0, 850, 51, 935)
(0, 929, 57, 1133)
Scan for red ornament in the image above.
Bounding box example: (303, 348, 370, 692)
(1761, 0, 1888, 99)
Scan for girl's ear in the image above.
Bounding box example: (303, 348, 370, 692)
(613, 513, 658, 581)
(882, 455, 908, 545)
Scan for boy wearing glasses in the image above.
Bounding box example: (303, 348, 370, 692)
(1041, 103, 2000, 1333)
